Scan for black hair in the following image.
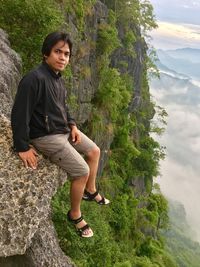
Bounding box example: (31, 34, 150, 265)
(41, 31, 72, 59)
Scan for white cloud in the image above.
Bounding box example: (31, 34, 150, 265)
(183, 4, 190, 8)
(151, 80, 200, 242)
(158, 158, 200, 241)
(149, 0, 200, 242)
(192, 1, 200, 7)
(182, 1, 200, 8)
(150, 21, 200, 49)
(150, 0, 200, 10)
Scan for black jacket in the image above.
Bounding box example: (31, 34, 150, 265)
(11, 62, 76, 152)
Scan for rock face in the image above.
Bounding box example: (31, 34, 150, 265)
(0, 29, 21, 119)
(65, 1, 151, 179)
(66, 1, 108, 125)
(64, 1, 111, 176)
(0, 30, 75, 267)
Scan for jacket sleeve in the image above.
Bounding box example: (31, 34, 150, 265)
(11, 72, 40, 152)
(62, 81, 76, 127)
(65, 104, 76, 126)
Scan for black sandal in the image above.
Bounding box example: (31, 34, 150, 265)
(82, 189, 110, 205)
(67, 211, 93, 238)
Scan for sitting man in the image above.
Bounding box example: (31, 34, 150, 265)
(11, 31, 109, 238)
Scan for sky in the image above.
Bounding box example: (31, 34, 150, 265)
(150, 0, 200, 50)
(149, 0, 200, 241)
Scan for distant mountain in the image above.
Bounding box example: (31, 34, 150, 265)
(156, 60, 190, 80)
(163, 200, 200, 267)
(166, 48, 200, 64)
(156, 49, 200, 79)
(151, 57, 200, 106)
(150, 57, 200, 169)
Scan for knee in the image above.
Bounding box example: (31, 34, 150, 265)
(87, 145, 100, 160)
(80, 173, 89, 184)
(85, 164, 90, 178)
(76, 168, 89, 184)
(81, 164, 90, 180)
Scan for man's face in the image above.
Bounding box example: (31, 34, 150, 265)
(45, 41, 70, 72)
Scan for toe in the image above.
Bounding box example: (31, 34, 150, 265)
(82, 228, 93, 237)
(104, 198, 110, 205)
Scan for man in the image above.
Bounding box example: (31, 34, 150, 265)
(11, 31, 109, 238)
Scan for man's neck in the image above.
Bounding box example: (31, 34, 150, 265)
(43, 61, 61, 78)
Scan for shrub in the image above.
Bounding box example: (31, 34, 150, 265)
(0, 0, 64, 72)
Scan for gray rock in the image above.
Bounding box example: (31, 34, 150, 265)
(68, 1, 108, 124)
(0, 115, 74, 266)
(64, 1, 112, 176)
(0, 29, 22, 118)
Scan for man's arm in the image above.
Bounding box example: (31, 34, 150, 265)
(64, 104, 81, 144)
(11, 73, 40, 168)
(65, 104, 76, 127)
(70, 124, 81, 145)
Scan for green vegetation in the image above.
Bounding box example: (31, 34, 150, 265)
(57, 0, 97, 33)
(163, 200, 200, 267)
(0, 0, 64, 73)
(1, 0, 198, 266)
(52, 181, 174, 266)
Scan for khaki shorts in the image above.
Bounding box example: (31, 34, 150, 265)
(31, 131, 96, 179)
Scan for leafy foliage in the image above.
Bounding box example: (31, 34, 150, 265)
(56, 0, 97, 33)
(163, 200, 200, 267)
(0, 0, 64, 73)
(96, 13, 120, 56)
(94, 67, 131, 121)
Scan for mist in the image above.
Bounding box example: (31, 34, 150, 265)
(151, 72, 200, 242)
(149, 0, 200, 242)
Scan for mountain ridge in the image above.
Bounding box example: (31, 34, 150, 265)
(156, 48, 200, 79)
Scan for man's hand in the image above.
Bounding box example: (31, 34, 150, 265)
(71, 125, 81, 145)
(18, 148, 38, 169)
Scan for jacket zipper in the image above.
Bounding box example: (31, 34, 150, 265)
(45, 115, 50, 132)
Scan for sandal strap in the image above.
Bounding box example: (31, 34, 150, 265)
(84, 189, 99, 200)
(67, 211, 83, 224)
(97, 197, 106, 205)
(78, 224, 90, 233)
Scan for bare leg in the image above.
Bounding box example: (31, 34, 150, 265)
(70, 174, 88, 217)
(85, 146, 102, 202)
(69, 174, 93, 236)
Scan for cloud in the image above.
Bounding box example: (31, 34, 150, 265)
(157, 157, 200, 241)
(150, 0, 200, 13)
(192, 1, 200, 7)
(182, 1, 200, 8)
(150, 21, 200, 50)
(182, 5, 190, 9)
(149, 0, 200, 243)
(148, 0, 200, 49)
(151, 76, 200, 242)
